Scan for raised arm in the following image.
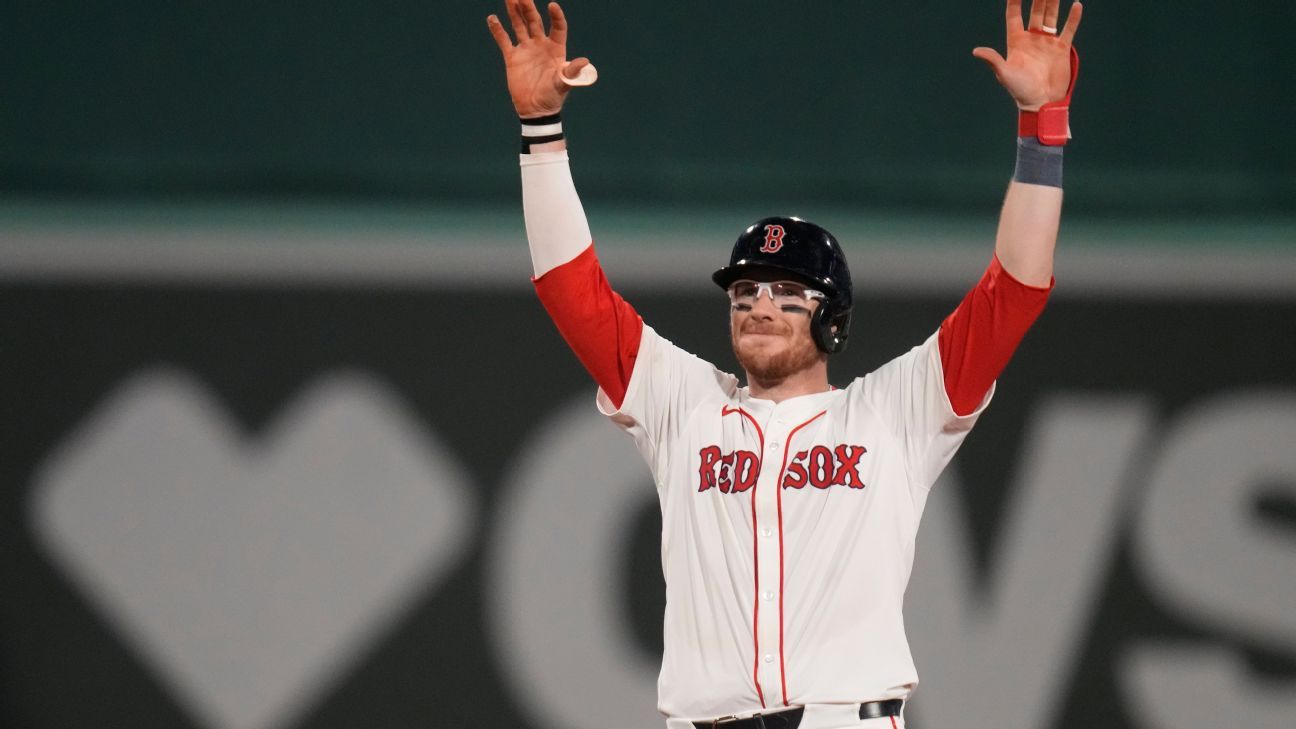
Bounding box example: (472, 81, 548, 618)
(936, 0, 1084, 415)
(487, 0, 597, 276)
(487, 0, 643, 407)
(973, 0, 1083, 285)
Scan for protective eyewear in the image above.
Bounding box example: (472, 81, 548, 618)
(727, 280, 826, 310)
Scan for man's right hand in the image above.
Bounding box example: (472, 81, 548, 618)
(487, 0, 593, 119)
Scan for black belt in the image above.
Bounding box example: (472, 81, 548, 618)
(692, 700, 902, 729)
(858, 699, 905, 720)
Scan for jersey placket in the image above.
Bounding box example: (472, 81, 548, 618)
(752, 409, 790, 707)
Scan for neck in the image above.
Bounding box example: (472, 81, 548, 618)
(745, 362, 831, 403)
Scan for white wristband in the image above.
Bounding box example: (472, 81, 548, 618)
(522, 121, 563, 137)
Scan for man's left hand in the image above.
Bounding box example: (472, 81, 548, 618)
(973, 0, 1084, 111)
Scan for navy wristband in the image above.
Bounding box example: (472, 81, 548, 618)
(1013, 137, 1064, 188)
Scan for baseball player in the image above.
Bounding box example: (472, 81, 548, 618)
(487, 1, 1083, 727)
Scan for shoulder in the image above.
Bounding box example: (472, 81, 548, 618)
(638, 325, 741, 393)
(847, 332, 941, 396)
(601, 325, 740, 419)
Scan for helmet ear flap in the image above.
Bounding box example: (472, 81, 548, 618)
(811, 304, 851, 354)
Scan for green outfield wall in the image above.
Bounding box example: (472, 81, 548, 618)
(2, 1, 1293, 216)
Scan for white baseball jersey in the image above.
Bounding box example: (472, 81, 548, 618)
(597, 324, 991, 722)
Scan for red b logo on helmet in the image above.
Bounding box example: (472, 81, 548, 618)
(760, 224, 786, 253)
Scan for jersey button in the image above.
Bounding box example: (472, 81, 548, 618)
(768, 441, 780, 450)
(762, 590, 774, 601)
(763, 653, 774, 663)
(760, 526, 773, 538)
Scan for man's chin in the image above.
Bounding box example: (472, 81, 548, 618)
(734, 339, 819, 382)
(737, 337, 782, 357)
(735, 338, 784, 366)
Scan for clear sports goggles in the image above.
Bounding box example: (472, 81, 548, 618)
(727, 279, 826, 309)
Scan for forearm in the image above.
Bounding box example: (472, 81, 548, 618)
(988, 149, 1067, 286)
(994, 181, 1061, 287)
(521, 127, 644, 407)
(936, 137, 1063, 413)
(520, 126, 588, 276)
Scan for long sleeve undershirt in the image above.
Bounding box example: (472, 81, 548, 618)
(533, 244, 643, 408)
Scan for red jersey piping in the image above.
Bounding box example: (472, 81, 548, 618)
(721, 405, 767, 708)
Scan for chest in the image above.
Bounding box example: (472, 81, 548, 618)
(659, 398, 920, 573)
(675, 400, 906, 503)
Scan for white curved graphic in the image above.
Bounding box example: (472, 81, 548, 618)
(487, 395, 662, 729)
(29, 368, 476, 729)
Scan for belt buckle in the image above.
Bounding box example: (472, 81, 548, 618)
(710, 716, 740, 728)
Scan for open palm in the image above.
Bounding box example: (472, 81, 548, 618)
(973, 0, 1083, 111)
(487, 0, 592, 118)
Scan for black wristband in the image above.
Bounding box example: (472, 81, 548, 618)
(521, 113, 561, 126)
(1013, 137, 1064, 188)
(521, 114, 564, 153)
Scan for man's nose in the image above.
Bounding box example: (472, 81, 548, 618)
(749, 293, 780, 316)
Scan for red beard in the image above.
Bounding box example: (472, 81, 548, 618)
(731, 320, 823, 384)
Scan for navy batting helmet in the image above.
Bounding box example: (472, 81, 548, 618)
(712, 216, 853, 354)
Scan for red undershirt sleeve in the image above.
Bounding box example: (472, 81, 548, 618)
(938, 255, 1053, 416)
(533, 244, 644, 409)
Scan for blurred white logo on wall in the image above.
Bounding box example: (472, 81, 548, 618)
(29, 368, 476, 729)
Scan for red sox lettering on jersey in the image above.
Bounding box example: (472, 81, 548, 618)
(598, 325, 988, 722)
(698, 444, 868, 492)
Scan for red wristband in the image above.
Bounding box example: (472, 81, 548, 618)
(1018, 45, 1080, 146)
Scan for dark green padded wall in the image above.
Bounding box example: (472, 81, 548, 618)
(2, 1, 1292, 213)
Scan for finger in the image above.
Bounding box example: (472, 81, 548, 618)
(1059, 1, 1083, 45)
(563, 57, 590, 78)
(486, 15, 514, 55)
(559, 58, 598, 87)
(520, 0, 547, 40)
(505, 0, 529, 40)
(1043, 0, 1061, 30)
(1006, 0, 1024, 32)
(972, 47, 1008, 77)
(549, 2, 568, 46)
(1028, 0, 1047, 29)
